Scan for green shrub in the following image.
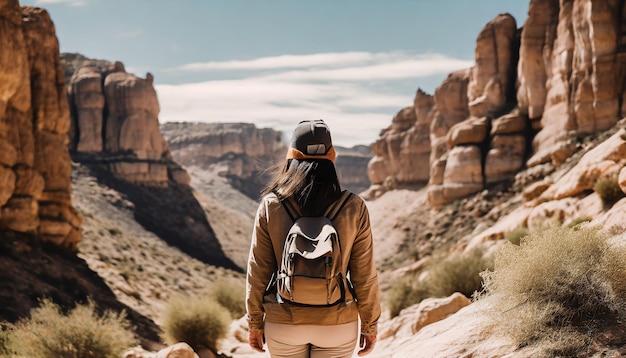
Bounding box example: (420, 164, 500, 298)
(386, 249, 493, 317)
(161, 294, 231, 352)
(481, 226, 626, 355)
(594, 172, 625, 206)
(8, 299, 137, 358)
(505, 226, 529, 245)
(209, 279, 246, 319)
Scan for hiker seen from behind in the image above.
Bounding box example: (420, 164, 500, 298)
(246, 119, 381, 357)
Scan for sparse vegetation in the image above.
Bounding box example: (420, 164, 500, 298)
(593, 172, 625, 206)
(209, 279, 246, 319)
(565, 216, 592, 229)
(0, 327, 13, 357)
(161, 294, 231, 352)
(5, 299, 137, 358)
(481, 226, 626, 356)
(505, 226, 529, 245)
(386, 249, 493, 317)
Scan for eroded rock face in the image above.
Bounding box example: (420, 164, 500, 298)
(527, 0, 626, 166)
(369, 1, 626, 210)
(0, 4, 81, 248)
(65, 57, 184, 187)
(368, 89, 434, 193)
(468, 14, 519, 118)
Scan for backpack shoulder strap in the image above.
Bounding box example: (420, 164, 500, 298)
(273, 191, 297, 223)
(326, 191, 353, 221)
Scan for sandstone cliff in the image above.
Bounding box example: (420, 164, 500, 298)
(0, 2, 81, 248)
(61, 55, 239, 271)
(0, 1, 163, 342)
(369, 2, 626, 209)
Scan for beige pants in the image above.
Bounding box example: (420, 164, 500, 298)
(264, 321, 358, 358)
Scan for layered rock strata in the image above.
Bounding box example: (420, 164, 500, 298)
(66, 60, 187, 187)
(0, 3, 81, 248)
(369, 1, 626, 208)
(368, 89, 434, 191)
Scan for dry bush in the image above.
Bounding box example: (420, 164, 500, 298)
(386, 274, 431, 318)
(386, 249, 492, 317)
(594, 172, 625, 206)
(505, 226, 529, 245)
(481, 226, 626, 356)
(0, 327, 12, 357)
(7, 299, 137, 358)
(209, 278, 246, 319)
(161, 294, 231, 352)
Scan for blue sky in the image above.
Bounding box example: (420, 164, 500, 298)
(23, 0, 529, 146)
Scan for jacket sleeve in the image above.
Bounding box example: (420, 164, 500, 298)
(245, 198, 276, 331)
(349, 200, 381, 335)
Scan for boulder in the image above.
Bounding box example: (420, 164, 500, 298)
(442, 146, 483, 201)
(0, 166, 16, 206)
(619, 166, 626, 194)
(447, 116, 488, 147)
(154, 343, 199, 358)
(485, 134, 526, 183)
(380, 293, 471, 340)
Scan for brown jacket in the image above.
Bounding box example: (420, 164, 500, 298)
(246, 192, 381, 335)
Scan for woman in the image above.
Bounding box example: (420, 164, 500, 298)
(246, 119, 381, 357)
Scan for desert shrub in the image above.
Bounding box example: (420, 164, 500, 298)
(386, 273, 431, 318)
(505, 226, 529, 245)
(161, 294, 231, 352)
(594, 172, 625, 206)
(481, 226, 626, 355)
(565, 216, 592, 229)
(8, 299, 137, 358)
(209, 279, 246, 319)
(386, 249, 493, 317)
(0, 327, 13, 357)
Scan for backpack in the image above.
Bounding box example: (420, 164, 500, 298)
(273, 191, 354, 306)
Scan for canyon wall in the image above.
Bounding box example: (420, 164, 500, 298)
(0, 2, 81, 248)
(62, 56, 239, 271)
(369, 1, 626, 208)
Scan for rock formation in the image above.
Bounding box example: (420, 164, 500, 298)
(368, 89, 434, 196)
(0, 2, 81, 248)
(369, 1, 626, 209)
(66, 60, 187, 187)
(62, 55, 239, 271)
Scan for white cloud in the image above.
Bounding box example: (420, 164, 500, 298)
(36, 0, 85, 6)
(156, 51, 473, 147)
(174, 52, 393, 71)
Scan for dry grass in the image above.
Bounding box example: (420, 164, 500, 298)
(386, 249, 493, 317)
(481, 226, 626, 356)
(5, 299, 137, 358)
(209, 278, 246, 319)
(161, 294, 231, 352)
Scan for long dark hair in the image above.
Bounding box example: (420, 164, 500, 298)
(262, 159, 342, 216)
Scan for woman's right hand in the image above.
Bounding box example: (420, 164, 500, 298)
(358, 333, 377, 356)
(249, 329, 266, 353)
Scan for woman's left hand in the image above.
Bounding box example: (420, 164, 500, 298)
(249, 329, 266, 353)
